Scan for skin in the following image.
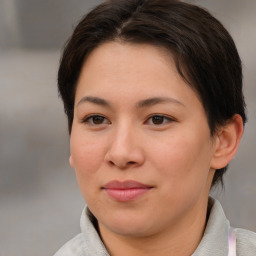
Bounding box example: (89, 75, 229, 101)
(69, 42, 243, 256)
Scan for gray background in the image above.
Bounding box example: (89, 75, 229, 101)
(0, 0, 255, 255)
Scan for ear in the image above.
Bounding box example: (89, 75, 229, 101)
(210, 114, 244, 170)
(69, 155, 75, 169)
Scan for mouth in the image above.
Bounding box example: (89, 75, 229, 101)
(102, 180, 153, 202)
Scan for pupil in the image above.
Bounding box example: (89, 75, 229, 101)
(93, 116, 104, 124)
(153, 116, 163, 125)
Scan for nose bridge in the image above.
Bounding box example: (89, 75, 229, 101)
(105, 120, 144, 168)
(114, 121, 133, 148)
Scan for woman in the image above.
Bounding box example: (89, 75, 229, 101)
(54, 0, 256, 255)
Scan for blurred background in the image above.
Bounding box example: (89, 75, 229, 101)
(0, 0, 255, 255)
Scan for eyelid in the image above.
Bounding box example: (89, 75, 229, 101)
(82, 114, 111, 125)
(144, 114, 176, 125)
(80, 113, 175, 126)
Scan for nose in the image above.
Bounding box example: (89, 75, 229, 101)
(104, 125, 145, 169)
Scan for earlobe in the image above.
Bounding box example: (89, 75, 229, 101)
(210, 114, 244, 170)
(69, 155, 75, 168)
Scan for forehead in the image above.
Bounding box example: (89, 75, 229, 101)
(82, 41, 175, 78)
(78, 42, 177, 88)
(75, 41, 201, 109)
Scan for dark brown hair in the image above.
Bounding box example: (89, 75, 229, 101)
(58, 0, 247, 187)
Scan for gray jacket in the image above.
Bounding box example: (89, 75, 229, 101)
(54, 199, 256, 255)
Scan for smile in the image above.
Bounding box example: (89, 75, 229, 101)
(102, 180, 153, 202)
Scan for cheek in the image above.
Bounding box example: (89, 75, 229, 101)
(149, 135, 194, 173)
(70, 131, 107, 177)
(70, 132, 108, 203)
(149, 132, 212, 189)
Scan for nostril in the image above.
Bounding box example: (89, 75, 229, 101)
(128, 161, 136, 165)
(107, 160, 137, 168)
(109, 161, 115, 166)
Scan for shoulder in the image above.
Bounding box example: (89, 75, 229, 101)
(236, 228, 256, 256)
(54, 233, 86, 256)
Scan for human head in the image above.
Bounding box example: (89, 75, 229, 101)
(58, 0, 247, 187)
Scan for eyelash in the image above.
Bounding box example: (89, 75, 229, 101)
(82, 115, 110, 125)
(145, 114, 175, 125)
(82, 114, 175, 126)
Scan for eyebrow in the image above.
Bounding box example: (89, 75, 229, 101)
(136, 97, 185, 108)
(77, 96, 111, 108)
(77, 96, 184, 108)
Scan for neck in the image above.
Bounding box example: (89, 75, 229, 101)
(99, 197, 209, 256)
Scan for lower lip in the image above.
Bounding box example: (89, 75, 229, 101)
(104, 188, 151, 202)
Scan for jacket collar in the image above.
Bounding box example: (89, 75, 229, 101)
(80, 198, 230, 256)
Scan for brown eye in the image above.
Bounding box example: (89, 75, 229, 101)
(83, 115, 110, 125)
(92, 116, 105, 124)
(146, 115, 174, 126)
(151, 116, 165, 125)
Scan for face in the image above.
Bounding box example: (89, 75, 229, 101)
(70, 42, 217, 238)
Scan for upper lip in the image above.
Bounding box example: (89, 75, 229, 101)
(103, 180, 153, 189)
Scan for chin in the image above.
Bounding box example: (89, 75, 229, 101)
(98, 212, 155, 237)
(106, 223, 153, 238)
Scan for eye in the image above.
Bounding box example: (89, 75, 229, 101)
(82, 115, 110, 125)
(146, 115, 174, 125)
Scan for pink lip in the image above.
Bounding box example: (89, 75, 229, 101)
(103, 180, 153, 202)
